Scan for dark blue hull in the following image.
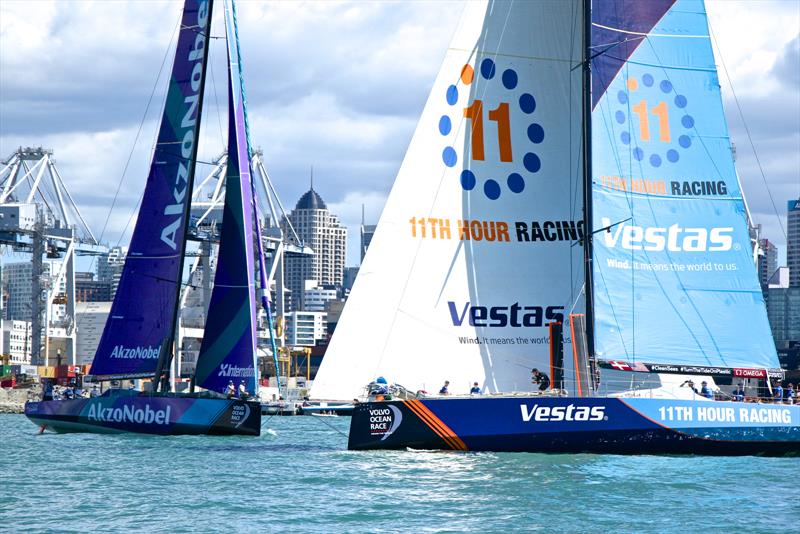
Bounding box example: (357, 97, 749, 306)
(25, 391, 261, 436)
(348, 396, 800, 456)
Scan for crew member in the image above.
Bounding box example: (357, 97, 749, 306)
(732, 383, 745, 402)
(439, 381, 450, 395)
(238, 380, 249, 399)
(531, 368, 550, 391)
(470, 382, 481, 395)
(225, 380, 236, 397)
(700, 381, 714, 399)
(773, 381, 784, 404)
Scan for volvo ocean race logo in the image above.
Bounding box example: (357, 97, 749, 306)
(87, 403, 171, 425)
(110, 345, 160, 359)
(449, 302, 564, 327)
(601, 218, 733, 252)
(369, 405, 403, 440)
(160, 0, 209, 250)
(520, 403, 605, 422)
(231, 404, 251, 428)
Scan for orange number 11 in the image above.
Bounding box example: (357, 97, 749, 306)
(463, 100, 513, 162)
(631, 100, 671, 143)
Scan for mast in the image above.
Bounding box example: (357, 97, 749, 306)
(581, 0, 595, 372)
(154, 0, 215, 392)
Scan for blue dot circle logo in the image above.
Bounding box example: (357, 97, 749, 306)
(438, 60, 543, 200)
(616, 73, 694, 168)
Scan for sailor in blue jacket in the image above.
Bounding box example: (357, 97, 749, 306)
(700, 381, 713, 399)
(773, 382, 784, 404)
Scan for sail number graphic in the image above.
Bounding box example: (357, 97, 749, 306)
(617, 74, 694, 168)
(463, 100, 513, 162)
(439, 58, 543, 200)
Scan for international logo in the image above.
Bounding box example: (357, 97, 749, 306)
(368, 405, 403, 440)
(87, 403, 171, 425)
(601, 217, 733, 252)
(520, 403, 605, 422)
(217, 364, 255, 378)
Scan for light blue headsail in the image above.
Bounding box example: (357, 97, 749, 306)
(193, 0, 258, 395)
(590, 0, 779, 369)
(89, 0, 213, 379)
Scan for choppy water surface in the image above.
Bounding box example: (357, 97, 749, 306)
(1, 414, 796, 533)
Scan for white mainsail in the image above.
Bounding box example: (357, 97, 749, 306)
(311, 0, 584, 400)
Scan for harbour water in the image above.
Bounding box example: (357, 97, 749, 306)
(1, 414, 797, 533)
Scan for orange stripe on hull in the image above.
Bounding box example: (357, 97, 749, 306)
(406, 400, 468, 451)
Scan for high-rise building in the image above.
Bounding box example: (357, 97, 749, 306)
(283, 188, 346, 310)
(766, 287, 800, 350)
(788, 198, 800, 287)
(343, 266, 359, 296)
(75, 272, 112, 302)
(757, 238, 778, 288)
(303, 281, 339, 312)
(97, 246, 127, 298)
(1, 261, 65, 323)
(284, 311, 327, 346)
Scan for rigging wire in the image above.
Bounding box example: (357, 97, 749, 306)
(708, 23, 787, 241)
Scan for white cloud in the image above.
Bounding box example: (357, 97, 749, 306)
(0, 0, 797, 267)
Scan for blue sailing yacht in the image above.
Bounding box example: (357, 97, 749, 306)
(345, 0, 799, 455)
(25, 0, 266, 436)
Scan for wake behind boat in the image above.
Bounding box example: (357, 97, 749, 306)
(313, 0, 800, 455)
(25, 0, 273, 437)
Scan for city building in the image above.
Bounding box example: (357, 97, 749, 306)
(75, 301, 111, 366)
(284, 311, 327, 347)
(302, 281, 338, 312)
(75, 272, 112, 302)
(1, 260, 66, 323)
(766, 287, 800, 350)
(757, 238, 778, 289)
(1, 319, 32, 365)
(788, 199, 800, 287)
(361, 220, 376, 263)
(343, 266, 359, 296)
(97, 246, 127, 298)
(283, 187, 346, 310)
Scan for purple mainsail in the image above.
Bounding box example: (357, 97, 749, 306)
(89, 0, 213, 379)
(193, 0, 258, 395)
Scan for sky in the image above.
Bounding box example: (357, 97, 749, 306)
(1, 0, 798, 267)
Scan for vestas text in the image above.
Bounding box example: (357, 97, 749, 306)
(601, 217, 733, 252)
(520, 404, 605, 422)
(449, 302, 564, 328)
(161, 1, 209, 249)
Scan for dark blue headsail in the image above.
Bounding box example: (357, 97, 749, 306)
(90, 0, 213, 379)
(193, 0, 258, 395)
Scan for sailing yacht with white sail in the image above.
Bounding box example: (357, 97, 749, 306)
(25, 0, 268, 436)
(316, 0, 799, 455)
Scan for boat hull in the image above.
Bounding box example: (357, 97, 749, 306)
(348, 396, 800, 456)
(25, 392, 261, 436)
